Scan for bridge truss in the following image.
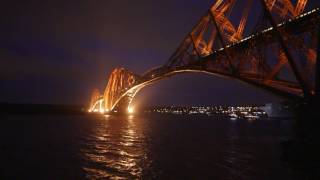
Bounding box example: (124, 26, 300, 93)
(89, 0, 320, 113)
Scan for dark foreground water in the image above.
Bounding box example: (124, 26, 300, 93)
(0, 113, 294, 179)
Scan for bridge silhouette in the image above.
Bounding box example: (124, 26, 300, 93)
(89, 0, 320, 113)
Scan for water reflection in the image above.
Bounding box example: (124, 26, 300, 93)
(221, 119, 254, 179)
(80, 115, 148, 179)
(76, 114, 291, 179)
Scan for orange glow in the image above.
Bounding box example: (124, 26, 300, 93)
(103, 68, 138, 111)
(128, 107, 134, 114)
(88, 1, 316, 114)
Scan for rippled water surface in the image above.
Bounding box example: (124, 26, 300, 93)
(0, 114, 293, 179)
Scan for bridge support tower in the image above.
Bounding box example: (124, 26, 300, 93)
(282, 24, 320, 178)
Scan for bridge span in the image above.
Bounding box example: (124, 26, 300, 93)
(89, 0, 320, 113)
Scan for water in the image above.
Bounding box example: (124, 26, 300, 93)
(0, 113, 294, 179)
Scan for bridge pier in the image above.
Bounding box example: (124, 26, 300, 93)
(281, 25, 320, 178)
(282, 97, 320, 179)
(292, 96, 320, 141)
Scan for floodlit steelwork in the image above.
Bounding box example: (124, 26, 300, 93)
(89, 0, 320, 113)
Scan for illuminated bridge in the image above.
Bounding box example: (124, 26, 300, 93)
(89, 0, 320, 114)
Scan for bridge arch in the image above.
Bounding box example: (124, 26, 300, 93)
(112, 67, 296, 113)
(89, 0, 320, 114)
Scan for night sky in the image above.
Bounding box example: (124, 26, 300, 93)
(0, 0, 318, 106)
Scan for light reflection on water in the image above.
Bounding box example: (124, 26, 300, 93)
(81, 115, 148, 179)
(0, 114, 296, 179)
(76, 114, 292, 179)
(75, 115, 292, 179)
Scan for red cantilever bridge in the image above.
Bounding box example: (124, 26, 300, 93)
(89, 0, 320, 113)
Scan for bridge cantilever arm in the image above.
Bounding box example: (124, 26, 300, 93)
(316, 23, 320, 97)
(259, 0, 311, 97)
(164, 1, 230, 68)
(209, 9, 238, 76)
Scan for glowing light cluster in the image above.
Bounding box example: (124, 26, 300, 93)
(128, 107, 134, 114)
(103, 68, 137, 111)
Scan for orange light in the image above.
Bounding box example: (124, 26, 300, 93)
(128, 107, 134, 114)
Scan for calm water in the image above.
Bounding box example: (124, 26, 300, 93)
(0, 113, 294, 179)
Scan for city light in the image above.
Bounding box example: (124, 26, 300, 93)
(145, 105, 267, 120)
